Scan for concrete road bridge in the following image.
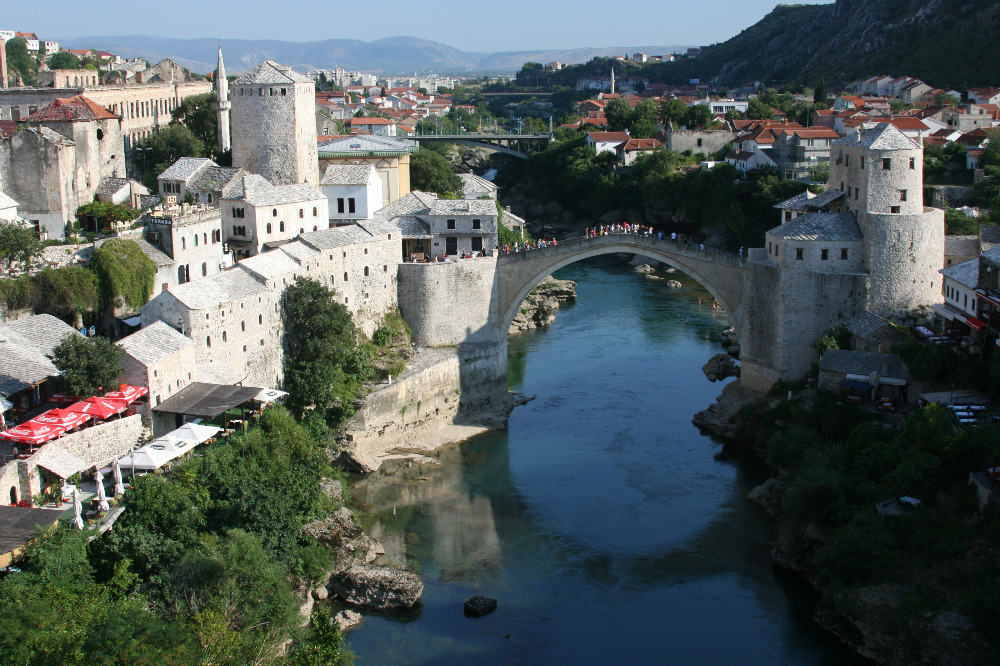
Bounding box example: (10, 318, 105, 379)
(411, 133, 551, 158)
(496, 233, 748, 341)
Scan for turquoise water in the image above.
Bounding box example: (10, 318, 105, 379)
(347, 257, 863, 664)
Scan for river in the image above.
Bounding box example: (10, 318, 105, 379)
(346, 256, 864, 664)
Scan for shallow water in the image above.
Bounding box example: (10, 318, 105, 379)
(348, 257, 863, 664)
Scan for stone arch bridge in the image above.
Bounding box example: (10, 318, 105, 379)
(497, 234, 748, 342)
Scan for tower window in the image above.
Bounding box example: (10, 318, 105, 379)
(821, 249, 828, 260)
(909, 157, 916, 169)
(841, 248, 848, 260)
(882, 158, 891, 170)
(890, 206, 901, 213)
(795, 248, 803, 260)
(299, 209, 304, 218)
(447, 218, 456, 229)
(860, 156, 865, 169)
(473, 218, 481, 229)
(900, 189, 907, 201)
(273, 208, 278, 216)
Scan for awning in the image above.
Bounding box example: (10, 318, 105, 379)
(117, 315, 142, 327)
(966, 317, 986, 331)
(167, 423, 221, 445)
(32, 445, 88, 479)
(931, 303, 965, 322)
(841, 379, 874, 391)
(846, 373, 907, 387)
(153, 382, 264, 419)
(255, 388, 288, 403)
(977, 289, 1000, 307)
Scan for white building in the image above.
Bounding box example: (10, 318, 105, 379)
(220, 174, 329, 258)
(321, 164, 382, 224)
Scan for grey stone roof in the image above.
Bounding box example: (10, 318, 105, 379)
(0, 191, 18, 209)
(96, 177, 129, 197)
(940, 258, 980, 289)
(980, 225, 1000, 250)
(139, 194, 162, 211)
(774, 188, 845, 211)
(238, 250, 302, 281)
(279, 241, 319, 263)
(459, 173, 498, 197)
(428, 199, 496, 216)
(190, 166, 245, 192)
(380, 216, 430, 238)
(317, 134, 416, 154)
(767, 212, 862, 241)
(134, 239, 174, 267)
(159, 157, 212, 182)
(944, 235, 981, 257)
(374, 191, 438, 217)
(163, 268, 266, 310)
(502, 209, 526, 227)
(0, 315, 80, 397)
(33, 125, 74, 146)
(321, 164, 376, 185)
(300, 225, 374, 249)
(356, 219, 400, 237)
(819, 349, 909, 380)
(982, 245, 1000, 264)
(222, 175, 323, 207)
(117, 321, 193, 366)
(234, 61, 311, 85)
(832, 123, 920, 150)
(846, 311, 892, 338)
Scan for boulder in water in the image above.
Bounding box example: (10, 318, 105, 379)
(329, 563, 423, 609)
(464, 596, 498, 618)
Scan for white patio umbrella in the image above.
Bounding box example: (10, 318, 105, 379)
(168, 423, 221, 446)
(71, 488, 83, 530)
(95, 469, 109, 512)
(112, 459, 125, 496)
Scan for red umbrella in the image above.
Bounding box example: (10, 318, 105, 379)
(103, 384, 148, 404)
(0, 421, 67, 446)
(31, 408, 92, 430)
(65, 397, 126, 420)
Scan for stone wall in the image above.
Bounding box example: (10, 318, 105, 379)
(0, 460, 20, 504)
(863, 209, 945, 316)
(663, 128, 735, 155)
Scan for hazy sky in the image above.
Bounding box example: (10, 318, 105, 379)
(6, 0, 831, 52)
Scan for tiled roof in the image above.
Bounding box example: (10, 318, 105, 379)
(190, 166, 245, 192)
(819, 350, 909, 380)
(162, 268, 266, 310)
(279, 241, 319, 263)
(134, 239, 174, 268)
(117, 321, 193, 366)
(458, 173, 498, 196)
(587, 131, 630, 142)
(0, 191, 19, 209)
(159, 157, 212, 182)
(832, 123, 921, 150)
(767, 212, 862, 241)
(96, 177, 130, 197)
(774, 188, 845, 211)
(980, 226, 1000, 250)
(239, 250, 302, 281)
(940, 258, 980, 289)
(0, 315, 80, 397)
(944, 236, 981, 257)
(321, 164, 376, 186)
(234, 61, 311, 85)
(376, 215, 430, 238)
(622, 138, 662, 150)
(222, 175, 324, 207)
(428, 199, 496, 216)
(24, 95, 117, 122)
(374, 191, 438, 217)
(300, 225, 375, 249)
(316, 134, 416, 153)
(846, 311, 892, 338)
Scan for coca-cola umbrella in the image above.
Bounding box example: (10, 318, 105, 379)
(0, 421, 68, 446)
(65, 397, 126, 421)
(31, 408, 92, 431)
(103, 384, 148, 405)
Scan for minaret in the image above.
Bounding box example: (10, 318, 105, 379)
(216, 41, 231, 154)
(610, 67, 615, 95)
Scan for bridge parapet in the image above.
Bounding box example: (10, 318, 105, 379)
(497, 233, 745, 267)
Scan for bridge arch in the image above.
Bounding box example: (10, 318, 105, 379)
(496, 235, 748, 346)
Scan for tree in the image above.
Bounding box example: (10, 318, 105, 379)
(604, 98, 632, 131)
(52, 333, 125, 396)
(47, 51, 80, 70)
(169, 92, 219, 151)
(4, 37, 36, 86)
(90, 239, 157, 311)
(291, 607, 353, 665)
(0, 221, 42, 272)
(684, 103, 715, 129)
(410, 149, 462, 196)
(631, 99, 660, 138)
(131, 124, 205, 188)
(659, 99, 688, 127)
(747, 97, 774, 120)
(813, 77, 828, 106)
(32, 267, 99, 324)
(76, 201, 141, 232)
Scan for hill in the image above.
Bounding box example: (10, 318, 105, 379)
(643, 0, 1000, 88)
(59, 35, 686, 76)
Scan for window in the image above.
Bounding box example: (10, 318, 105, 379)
(194, 235, 198, 246)
(364, 266, 370, 276)
(854, 187, 859, 199)
(900, 189, 907, 201)
(384, 265, 388, 272)
(337, 198, 345, 213)
(821, 249, 829, 260)
(447, 218, 456, 230)
(472, 237, 483, 252)
(182, 237, 186, 249)
(313, 226, 318, 231)
(696, 138, 703, 147)
(241, 321, 246, 331)
(281, 88, 287, 96)
(890, 206, 901, 213)
(299, 228, 304, 234)
(299, 209, 304, 218)
(344, 272, 349, 282)
(910, 157, 917, 169)
(472, 218, 481, 229)
(845, 155, 850, 167)
(204, 233, 207, 244)
(206, 336, 211, 347)
(348, 198, 356, 214)
(272, 208, 277, 217)
(784, 210, 792, 222)
(202, 262, 207, 276)
(266, 222, 272, 234)
(882, 158, 891, 170)
(313, 207, 317, 216)
(259, 314, 263, 324)
(222, 331, 227, 342)
(841, 248, 848, 260)
(795, 248, 803, 260)
(280, 221, 285, 232)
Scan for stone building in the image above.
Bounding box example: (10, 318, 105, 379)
(157, 157, 245, 207)
(117, 320, 197, 434)
(145, 205, 230, 287)
(317, 134, 416, 208)
(37, 69, 100, 88)
(230, 61, 319, 187)
(662, 126, 736, 155)
(219, 174, 328, 258)
(0, 95, 126, 238)
(321, 164, 382, 224)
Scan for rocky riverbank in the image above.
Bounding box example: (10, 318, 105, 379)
(508, 275, 577, 334)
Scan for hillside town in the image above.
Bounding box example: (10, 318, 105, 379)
(3, 17, 1000, 664)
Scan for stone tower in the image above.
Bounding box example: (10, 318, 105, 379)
(216, 41, 231, 154)
(829, 123, 944, 316)
(230, 60, 319, 187)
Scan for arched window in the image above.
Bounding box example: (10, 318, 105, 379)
(266, 222, 272, 234)
(280, 221, 285, 232)
(344, 272, 349, 282)
(313, 207, 317, 216)
(203, 233, 207, 245)
(313, 226, 317, 232)
(299, 228, 304, 235)
(364, 266, 370, 276)
(195, 193, 200, 203)
(299, 209, 304, 218)
(272, 208, 278, 217)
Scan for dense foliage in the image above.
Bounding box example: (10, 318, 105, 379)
(31, 266, 100, 323)
(409, 149, 463, 196)
(170, 92, 220, 155)
(4, 37, 37, 86)
(76, 202, 142, 232)
(132, 125, 206, 189)
(90, 239, 157, 311)
(0, 221, 43, 272)
(747, 392, 1000, 660)
(52, 333, 125, 396)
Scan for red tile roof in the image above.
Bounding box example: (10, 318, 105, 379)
(587, 131, 631, 142)
(24, 95, 118, 123)
(622, 138, 662, 151)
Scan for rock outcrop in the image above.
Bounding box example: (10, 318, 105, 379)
(509, 276, 577, 334)
(692, 381, 760, 440)
(333, 609, 364, 632)
(329, 563, 424, 609)
(464, 596, 498, 618)
(721, 327, 741, 358)
(702, 353, 739, 382)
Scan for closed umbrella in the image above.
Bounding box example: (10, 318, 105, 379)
(71, 488, 83, 530)
(95, 469, 109, 512)
(112, 459, 125, 496)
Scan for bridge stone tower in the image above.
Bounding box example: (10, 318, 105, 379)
(231, 60, 319, 187)
(215, 41, 231, 154)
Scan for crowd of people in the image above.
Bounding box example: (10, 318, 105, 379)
(584, 223, 657, 238)
(500, 238, 559, 254)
